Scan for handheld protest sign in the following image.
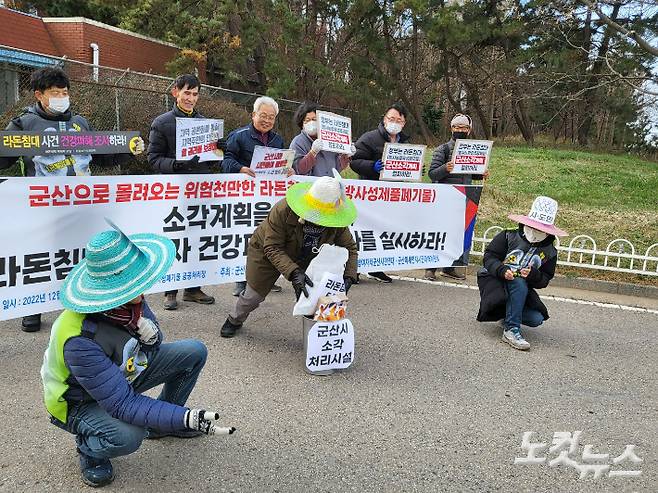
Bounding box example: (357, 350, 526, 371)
(304, 318, 355, 374)
(451, 139, 493, 174)
(0, 131, 140, 156)
(317, 110, 352, 155)
(175, 118, 224, 162)
(250, 146, 295, 176)
(379, 143, 426, 182)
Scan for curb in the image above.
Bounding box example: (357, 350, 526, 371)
(394, 268, 658, 300)
(465, 266, 658, 300)
(548, 274, 658, 300)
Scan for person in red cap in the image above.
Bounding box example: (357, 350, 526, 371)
(476, 196, 568, 350)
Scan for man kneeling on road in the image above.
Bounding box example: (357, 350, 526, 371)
(41, 221, 234, 487)
(220, 170, 358, 338)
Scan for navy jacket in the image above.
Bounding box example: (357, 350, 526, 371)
(221, 123, 285, 173)
(62, 302, 187, 432)
(147, 105, 218, 174)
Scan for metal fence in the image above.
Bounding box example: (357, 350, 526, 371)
(0, 45, 369, 174)
(472, 226, 658, 277)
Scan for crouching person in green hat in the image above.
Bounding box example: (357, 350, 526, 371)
(221, 169, 359, 338)
(41, 222, 234, 487)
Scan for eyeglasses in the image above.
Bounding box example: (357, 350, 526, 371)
(385, 116, 405, 124)
(256, 113, 276, 122)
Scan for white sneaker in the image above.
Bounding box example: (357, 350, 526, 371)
(502, 327, 530, 350)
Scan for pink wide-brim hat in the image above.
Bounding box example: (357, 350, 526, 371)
(508, 196, 568, 237)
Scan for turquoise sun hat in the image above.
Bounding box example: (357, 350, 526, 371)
(60, 219, 176, 313)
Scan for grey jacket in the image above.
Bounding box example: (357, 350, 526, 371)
(290, 131, 344, 177)
(428, 139, 484, 185)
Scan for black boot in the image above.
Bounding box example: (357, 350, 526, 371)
(78, 449, 115, 487)
(21, 314, 41, 332)
(220, 317, 242, 338)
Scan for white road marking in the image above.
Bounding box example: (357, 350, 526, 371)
(390, 275, 658, 315)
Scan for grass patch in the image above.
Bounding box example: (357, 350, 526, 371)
(477, 146, 658, 253)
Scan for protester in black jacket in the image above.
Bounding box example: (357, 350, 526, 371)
(147, 74, 217, 310)
(147, 75, 221, 175)
(350, 103, 410, 284)
(476, 196, 568, 351)
(351, 103, 410, 181)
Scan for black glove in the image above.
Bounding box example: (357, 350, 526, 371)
(344, 276, 354, 293)
(290, 269, 314, 300)
(173, 155, 200, 172)
(217, 138, 227, 152)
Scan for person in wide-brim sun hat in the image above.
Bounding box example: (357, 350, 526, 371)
(60, 219, 176, 313)
(42, 219, 229, 488)
(220, 169, 359, 338)
(285, 168, 357, 228)
(476, 196, 567, 352)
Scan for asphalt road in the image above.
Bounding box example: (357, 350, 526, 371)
(0, 276, 655, 492)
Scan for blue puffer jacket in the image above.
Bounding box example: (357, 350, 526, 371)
(56, 302, 187, 432)
(221, 123, 285, 173)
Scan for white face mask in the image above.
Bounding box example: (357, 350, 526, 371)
(48, 96, 70, 114)
(385, 122, 403, 135)
(524, 225, 548, 244)
(303, 121, 317, 136)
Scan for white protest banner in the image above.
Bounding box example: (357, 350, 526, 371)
(306, 318, 355, 371)
(452, 139, 493, 174)
(317, 110, 352, 154)
(0, 175, 481, 320)
(380, 143, 426, 182)
(250, 146, 295, 176)
(175, 118, 224, 162)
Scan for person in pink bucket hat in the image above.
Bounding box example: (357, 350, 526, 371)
(476, 196, 568, 350)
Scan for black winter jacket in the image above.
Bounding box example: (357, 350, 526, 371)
(350, 123, 410, 180)
(147, 105, 218, 174)
(476, 226, 557, 322)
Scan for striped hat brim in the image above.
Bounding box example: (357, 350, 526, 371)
(60, 233, 176, 313)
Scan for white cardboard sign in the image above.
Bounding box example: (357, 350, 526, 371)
(451, 139, 493, 174)
(249, 146, 294, 175)
(175, 118, 224, 162)
(380, 143, 426, 182)
(317, 110, 352, 155)
(306, 318, 355, 371)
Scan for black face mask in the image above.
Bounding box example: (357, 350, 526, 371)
(452, 131, 468, 140)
